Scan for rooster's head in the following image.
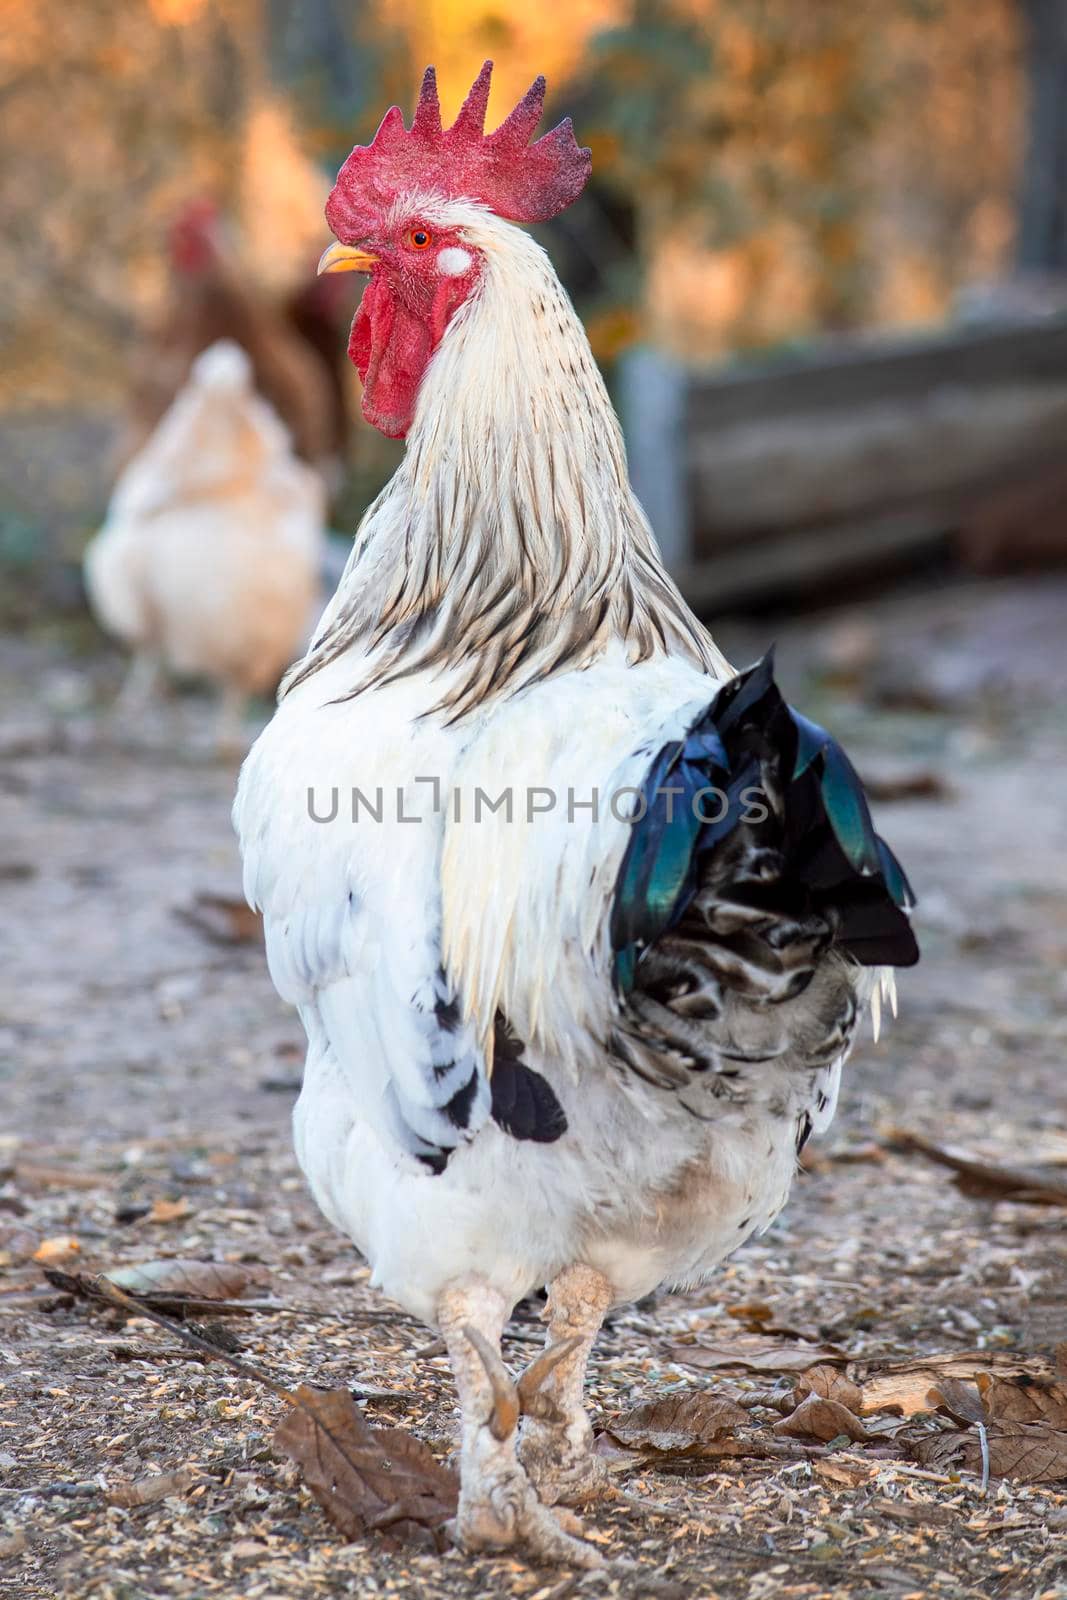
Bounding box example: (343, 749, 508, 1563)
(317, 62, 591, 438)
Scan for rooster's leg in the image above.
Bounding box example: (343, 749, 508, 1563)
(437, 1280, 603, 1568)
(518, 1263, 613, 1506)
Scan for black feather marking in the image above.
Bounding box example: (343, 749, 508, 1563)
(796, 1112, 814, 1154)
(444, 1068, 480, 1130)
(491, 1016, 567, 1143)
(434, 992, 462, 1032)
(417, 1149, 448, 1175)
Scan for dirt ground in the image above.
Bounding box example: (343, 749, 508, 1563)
(1, 573, 1066, 1600)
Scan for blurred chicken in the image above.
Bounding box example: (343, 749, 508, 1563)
(86, 340, 325, 748)
(121, 200, 350, 488)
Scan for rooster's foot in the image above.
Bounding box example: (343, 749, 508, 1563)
(519, 1413, 609, 1507)
(518, 1263, 614, 1506)
(452, 1457, 601, 1567)
(452, 1322, 603, 1567)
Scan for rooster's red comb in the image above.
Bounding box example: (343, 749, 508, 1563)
(325, 61, 591, 241)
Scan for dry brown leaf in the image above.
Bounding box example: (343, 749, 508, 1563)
(813, 1457, 876, 1488)
(928, 1377, 986, 1426)
(602, 1391, 750, 1458)
(668, 1336, 848, 1376)
(796, 1364, 864, 1414)
(32, 1235, 80, 1264)
(857, 1352, 1056, 1417)
(773, 1394, 873, 1444)
(911, 1421, 1067, 1484)
(886, 1130, 1067, 1206)
(147, 1197, 191, 1225)
(44, 1260, 260, 1320)
(104, 1259, 251, 1303)
(273, 1383, 457, 1549)
(976, 1372, 1067, 1427)
(175, 893, 263, 946)
(725, 1303, 775, 1324)
(107, 1466, 200, 1507)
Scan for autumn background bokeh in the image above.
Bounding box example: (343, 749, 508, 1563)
(2, 0, 1026, 390)
(1, 0, 1063, 616)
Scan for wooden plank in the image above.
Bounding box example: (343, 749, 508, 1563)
(686, 381, 1067, 546)
(676, 510, 949, 614)
(686, 316, 1067, 433)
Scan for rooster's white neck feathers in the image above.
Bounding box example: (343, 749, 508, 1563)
(288, 203, 725, 715)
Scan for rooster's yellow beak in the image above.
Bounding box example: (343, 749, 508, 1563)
(317, 242, 378, 276)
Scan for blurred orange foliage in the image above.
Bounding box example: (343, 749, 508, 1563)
(0, 0, 1024, 403)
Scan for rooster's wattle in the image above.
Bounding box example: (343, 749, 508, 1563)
(234, 63, 918, 1566)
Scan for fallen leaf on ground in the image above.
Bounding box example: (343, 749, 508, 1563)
(725, 1303, 775, 1324)
(773, 1394, 873, 1444)
(104, 1260, 251, 1302)
(273, 1384, 457, 1549)
(976, 1372, 1067, 1427)
(601, 1391, 750, 1458)
(174, 893, 263, 946)
(813, 1457, 876, 1488)
(42, 1260, 263, 1319)
(668, 1336, 848, 1376)
(885, 1130, 1067, 1206)
(32, 1235, 81, 1264)
(107, 1466, 200, 1507)
(147, 1197, 191, 1225)
(928, 1377, 986, 1426)
(912, 1421, 1067, 1484)
(857, 1353, 1057, 1417)
(795, 1364, 864, 1413)
(723, 1303, 823, 1340)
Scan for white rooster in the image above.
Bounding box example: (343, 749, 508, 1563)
(86, 340, 325, 748)
(234, 65, 918, 1566)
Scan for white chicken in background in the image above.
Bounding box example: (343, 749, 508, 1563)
(85, 340, 325, 749)
(234, 66, 918, 1566)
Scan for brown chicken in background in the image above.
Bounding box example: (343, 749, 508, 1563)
(120, 199, 353, 489)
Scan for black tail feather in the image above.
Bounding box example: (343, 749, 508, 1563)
(611, 656, 919, 996)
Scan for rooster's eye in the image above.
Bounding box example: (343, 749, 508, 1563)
(409, 229, 432, 250)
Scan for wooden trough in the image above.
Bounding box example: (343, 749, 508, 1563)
(619, 314, 1067, 610)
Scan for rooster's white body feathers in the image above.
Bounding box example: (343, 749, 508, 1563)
(233, 208, 886, 1324)
(237, 641, 854, 1323)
